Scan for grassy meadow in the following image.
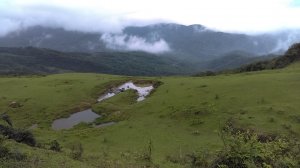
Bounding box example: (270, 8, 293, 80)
(1, 63, 300, 167)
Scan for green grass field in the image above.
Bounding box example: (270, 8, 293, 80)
(1, 63, 300, 167)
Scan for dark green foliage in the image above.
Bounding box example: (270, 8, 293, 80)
(49, 140, 61, 152)
(0, 47, 197, 76)
(0, 125, 36, 146)
(212, 122, 300, 168)
(203, 51, 277, 71)
(167, 120, 300, 168)
(193, 71, 216, 77)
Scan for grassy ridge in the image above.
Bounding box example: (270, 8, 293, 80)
(0, 63, 300, 167)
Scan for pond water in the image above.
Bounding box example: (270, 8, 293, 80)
(94, 122, 116, 128)
(52, 81, 154, 130)
(52, 109, 100, 130)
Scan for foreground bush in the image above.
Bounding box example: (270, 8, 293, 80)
(212, 120, 300, 168)
(0, 125, 36, 146)
(167, 119, 300, 168)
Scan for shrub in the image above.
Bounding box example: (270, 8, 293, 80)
(167, 119, 300, 168)
(212, 120, 300, 168)
(0, 125, 36, 146)
(13, 129, 36, 146)
(49, 140, 61, 152)
(1, 113, 13, 127)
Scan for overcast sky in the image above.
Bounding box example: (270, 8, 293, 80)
(1, 0, 300, 36)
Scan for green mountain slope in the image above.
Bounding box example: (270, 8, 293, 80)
(202, 50, 277, 71)
(0, 47, 197, 76)
(237, 43, 300, 72)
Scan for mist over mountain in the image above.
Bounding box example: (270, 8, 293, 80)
(0, 23, 299, 62)
(0, 23, 299, 76)
(0, 26, 107, 53)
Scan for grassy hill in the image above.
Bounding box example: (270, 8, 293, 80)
(0, 59, 300, 167)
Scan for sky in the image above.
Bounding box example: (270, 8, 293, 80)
(0, 0, 300, 36)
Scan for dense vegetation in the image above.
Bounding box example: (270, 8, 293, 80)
(236, 43, 300, 72)
(195, 43, 300, 76)
(202, 51, 277, 71)
(0, 47, 198, 76)
(0, 46, 277, 77)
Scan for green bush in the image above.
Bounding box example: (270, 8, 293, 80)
(212, 120, 300, 168)
(167, 120, 300, 168)
(49, 140, 61, 152)
(0, 136, 26, 161)
(0, 125, 36, 146)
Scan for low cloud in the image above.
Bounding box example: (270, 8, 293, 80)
(272, 30, 300, 52)
(0, 0, 165, 37)
(101, 33, 171, 54)
(1, 0, 300, 37)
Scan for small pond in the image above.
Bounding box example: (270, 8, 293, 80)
(52, 109, 100, 130)
(52, 81, 154, 130)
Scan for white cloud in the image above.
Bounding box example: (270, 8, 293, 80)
(101, 33, 171, 54)
(272, 30, 300, 52)
(0, 0, 300, 35)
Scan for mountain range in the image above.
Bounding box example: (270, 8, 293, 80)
(0, 23, 299, 75)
